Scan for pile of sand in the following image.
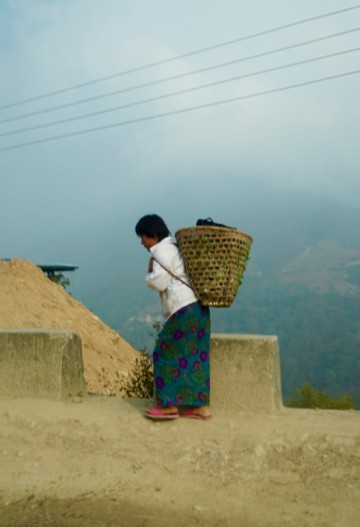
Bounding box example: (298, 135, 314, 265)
(0, 259, 139, 394)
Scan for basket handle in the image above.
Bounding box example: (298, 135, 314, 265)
(153, 257, 194, 290)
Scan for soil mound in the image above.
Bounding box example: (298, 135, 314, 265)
(0, 259, 139, 394)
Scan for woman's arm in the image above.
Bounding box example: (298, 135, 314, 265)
(145, 258, 172, 292)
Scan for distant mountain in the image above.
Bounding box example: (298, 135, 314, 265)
(24, 188, 360, 407)
(211, 244, 360, 407)
(280, 240, 360, 294)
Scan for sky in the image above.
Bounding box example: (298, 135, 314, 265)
(1, 0, 360, 258)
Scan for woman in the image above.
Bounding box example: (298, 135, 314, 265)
(135, 214, 211, 420)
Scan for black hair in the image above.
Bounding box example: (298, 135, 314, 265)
(135, 214, 170, 241)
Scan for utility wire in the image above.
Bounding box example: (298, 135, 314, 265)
(1, 68, 359, 152)
(1, 27, 358, 125)
(1, 4, 359, 111)
(2, 46, 359, 138)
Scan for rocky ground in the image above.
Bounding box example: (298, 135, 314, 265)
(0, 397, 359, 527)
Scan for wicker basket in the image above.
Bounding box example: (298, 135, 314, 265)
(175, 226, 253, 307)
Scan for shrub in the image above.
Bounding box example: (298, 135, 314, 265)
(97, 321, 159, 398)
(287, 382, 355, 410)
(122, 351, 154, 399)
(48, 272, 70, 290)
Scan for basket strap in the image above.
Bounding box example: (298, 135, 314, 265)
(153, 258, 194, 290)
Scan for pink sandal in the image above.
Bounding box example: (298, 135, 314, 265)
(181, 409, 211, 420)
(145, 407, 179, 420)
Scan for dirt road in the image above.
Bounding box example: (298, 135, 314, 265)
(0, 396, 359, 527)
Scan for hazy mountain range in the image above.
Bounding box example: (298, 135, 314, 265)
(21, 186, 360, 407)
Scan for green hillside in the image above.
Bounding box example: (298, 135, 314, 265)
(207, 239, 360, 406)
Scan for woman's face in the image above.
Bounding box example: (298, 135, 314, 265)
(140, 235, 159, 251)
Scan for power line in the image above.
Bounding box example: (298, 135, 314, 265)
(2, 46, 359, 138)
(1, 4, 359, 111)
(1, 68, 359, 152)
(1, 27, 358, 126)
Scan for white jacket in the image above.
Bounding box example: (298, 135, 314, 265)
(146, 236, 198, 319)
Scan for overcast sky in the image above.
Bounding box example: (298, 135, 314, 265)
(1, 0, 360, 257)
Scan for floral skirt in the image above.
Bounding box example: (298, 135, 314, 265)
(153, 301, 211, 407)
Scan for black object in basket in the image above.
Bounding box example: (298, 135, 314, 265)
(175, 224, 253, 307)
(196, 217, 234, 229)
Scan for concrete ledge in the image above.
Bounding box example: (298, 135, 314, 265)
(210, 334, 283, 414)
(0, 329, 87, 400)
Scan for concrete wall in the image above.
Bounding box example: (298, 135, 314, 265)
(0, 329, 283, 413)
(0, 329, 87, 400)
(210, 334, 283, 414)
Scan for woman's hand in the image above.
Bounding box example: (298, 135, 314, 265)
(148, 257, 155, 273)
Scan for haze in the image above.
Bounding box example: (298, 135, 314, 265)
(1, 0, 359, 257)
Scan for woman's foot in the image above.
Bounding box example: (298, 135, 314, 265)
(181, 406, 211, 420)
